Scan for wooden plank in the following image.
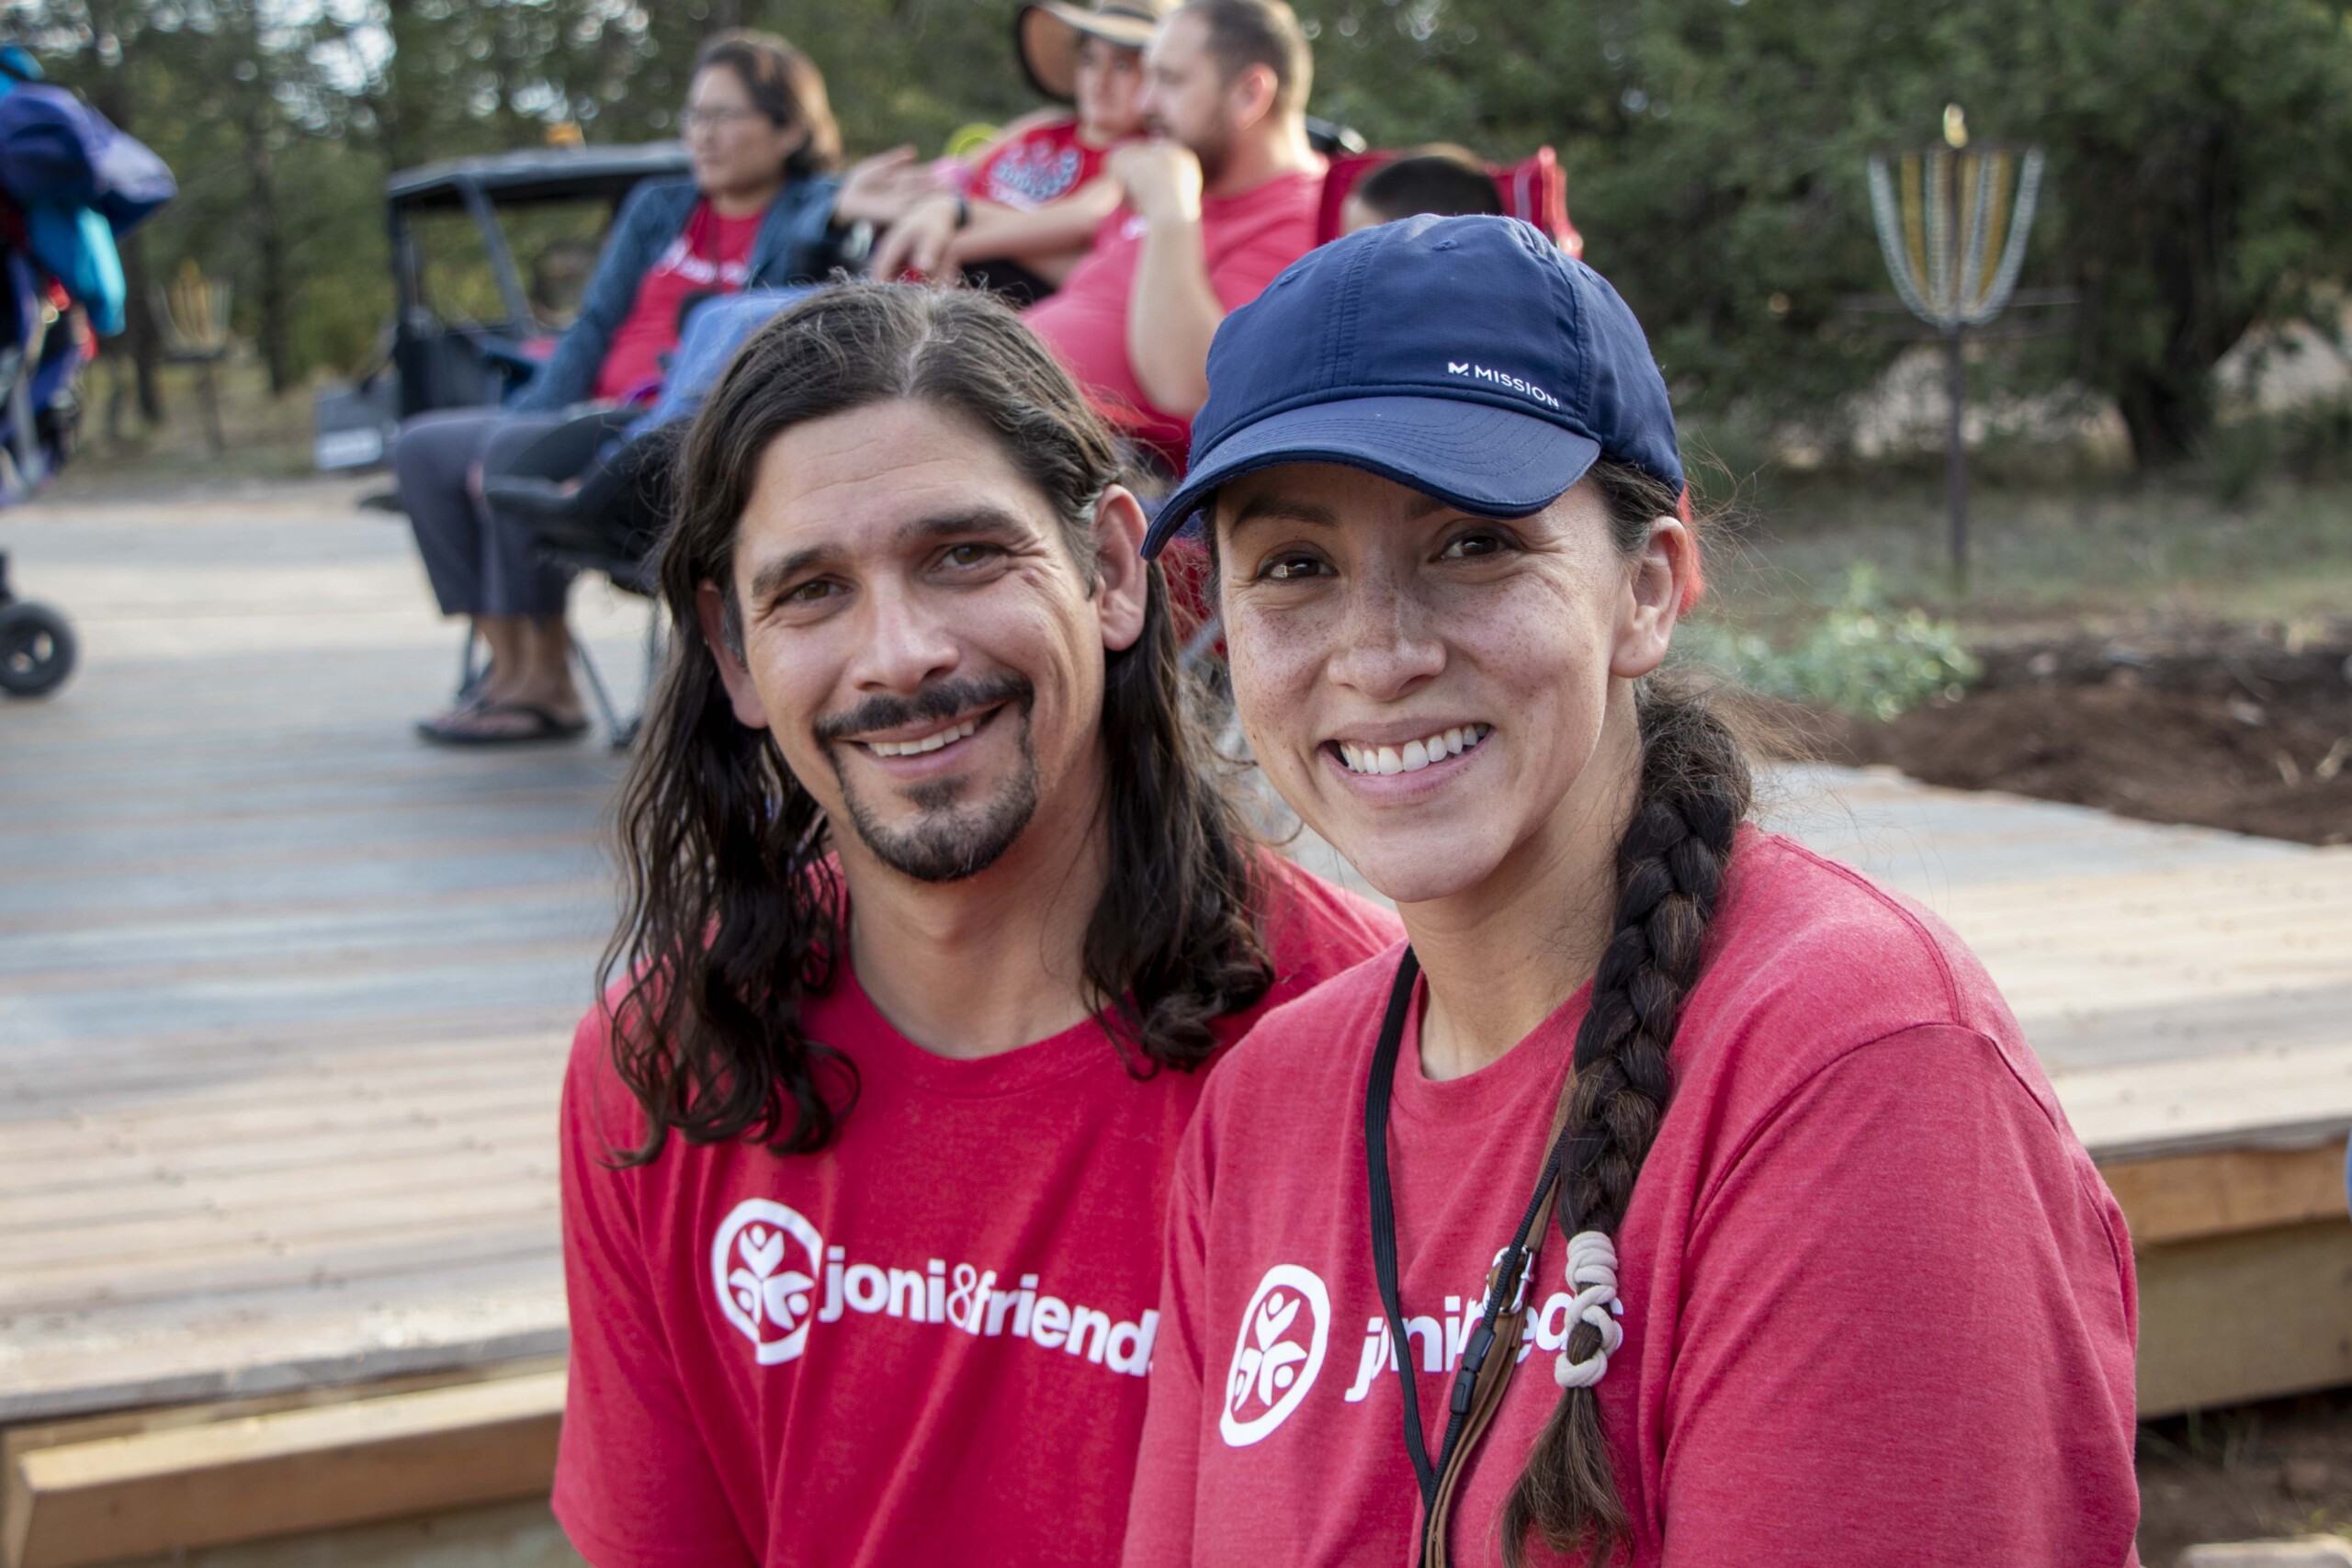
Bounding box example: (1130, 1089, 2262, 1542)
(2, 1178, 561, 1270)
(2101, 1141, 2351, 1246)
(0, 1217, 560, 1316)
(0, 1046, 569, 1120)
(2051, 1043, 2352, 1162)
(5, 1370, 565, 1568)
(0, 1111, 558, 1200)
(0, 881, 606, 942)
(2136, 1219, 2352, 1417)
(0, 1255, 567, 1424)
(0, 1100, 560, 1170)
(0, 1151, 556, 1234)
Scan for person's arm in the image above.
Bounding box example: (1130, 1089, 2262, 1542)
(1117, 1132, 1216, 1568)
(551, 1013, 759, 1568)
(873, 176, 1125, 283)
(949, 176, 1126, 269)
(1111, 141, 1219, 417)
(1657, 1024, 2140, 1566)
(510, 182, 680, 414)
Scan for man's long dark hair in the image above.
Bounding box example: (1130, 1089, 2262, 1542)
(601, 284, 1272, 1164)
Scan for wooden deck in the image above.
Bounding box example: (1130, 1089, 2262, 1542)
(5, 480, 2350, 1448)
(1, 481, 649, 1431)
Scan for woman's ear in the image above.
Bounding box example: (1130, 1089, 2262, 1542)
(1091, 485, 1151, 654)
(696, 581, 773, 729)
(1610, 513, 1697, 681)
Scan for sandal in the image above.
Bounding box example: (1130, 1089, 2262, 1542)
(416, 700, 592, 747)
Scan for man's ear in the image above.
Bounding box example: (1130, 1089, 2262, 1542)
(1091, 485, 1151, 654)
(1609, 513, 1697, 682)
(1227, 62, 1278, 132)
(695, 581, 773, 729)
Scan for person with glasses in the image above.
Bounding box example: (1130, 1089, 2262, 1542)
(1120, 217, 2141, 1566)
(390, 29, 922, 745)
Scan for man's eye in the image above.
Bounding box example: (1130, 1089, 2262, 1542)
(1258, 553, 1328, 582)
(941, 543, 1001, 570)
(785, 580, 837, 604)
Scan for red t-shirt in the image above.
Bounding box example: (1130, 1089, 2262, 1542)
(1123, 831, 2141, 1568)
(969, 116, 1118, 210)
(554, 855, 1399, 1568)
(1025, 168, 1322, 468)
(594, 199, 764, 401)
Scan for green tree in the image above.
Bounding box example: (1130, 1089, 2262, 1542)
(1290, 0, 2352, 468)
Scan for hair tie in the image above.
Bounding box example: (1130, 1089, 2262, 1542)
(1674, 487, 1705, 614)
(1553, 1229, 1626, 1390)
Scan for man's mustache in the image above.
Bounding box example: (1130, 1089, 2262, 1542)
(812, 672, 1035, 747)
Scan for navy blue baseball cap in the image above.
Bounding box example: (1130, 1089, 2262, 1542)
(1141, 214, 1684, 558)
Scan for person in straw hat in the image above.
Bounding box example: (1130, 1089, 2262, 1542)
(873, 0, 1166, 298)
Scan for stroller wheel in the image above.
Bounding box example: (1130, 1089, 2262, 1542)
(0, 600, 77, 697)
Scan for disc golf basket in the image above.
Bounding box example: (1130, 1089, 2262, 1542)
(153, 261, 231, 455)
(1867, 108, 2045, 589)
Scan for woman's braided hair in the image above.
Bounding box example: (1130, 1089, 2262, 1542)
(1498, 459, 1753, 1566)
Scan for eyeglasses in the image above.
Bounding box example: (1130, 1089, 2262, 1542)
(680, 106, 769, 133)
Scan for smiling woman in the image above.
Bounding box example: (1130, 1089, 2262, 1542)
(1119, 218, 2142, 1568)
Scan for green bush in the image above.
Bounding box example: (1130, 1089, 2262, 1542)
(1678, 565, 1980, 721)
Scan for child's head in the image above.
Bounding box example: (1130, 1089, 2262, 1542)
(1340, 145, 1504, 235)
(1073, 34, 1148, 140)
(1017, 1, 1168, 140)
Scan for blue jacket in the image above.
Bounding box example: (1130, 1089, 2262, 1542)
(511, 173, 843, 413)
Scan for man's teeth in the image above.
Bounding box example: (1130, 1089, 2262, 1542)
(866, 716, 981, 758)
(1336, 724, 1491, 776)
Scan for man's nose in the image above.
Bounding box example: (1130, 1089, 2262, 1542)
(847, 581, 961, 693)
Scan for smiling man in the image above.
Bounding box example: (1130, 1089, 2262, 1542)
(550, 284, 1396, 1568)
(1024, 0, 1324, 471)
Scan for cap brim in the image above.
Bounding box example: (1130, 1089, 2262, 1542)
(1016, 4, 1156, 101)
(1143, 396, 1602, 558)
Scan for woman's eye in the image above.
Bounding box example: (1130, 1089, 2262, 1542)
(1258, 552, 1328, 582)
(1440, 530, 1509, 560)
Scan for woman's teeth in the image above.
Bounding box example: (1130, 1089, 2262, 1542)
(1336, 725, 1491, 776)
(867, 716, 981, 758)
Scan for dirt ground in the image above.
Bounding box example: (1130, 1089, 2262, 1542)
(1782, 623, 2352, 847)
(2139, 1391, 2352, 1563)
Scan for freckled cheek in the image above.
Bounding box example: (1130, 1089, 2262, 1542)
(1223, 604, 1330, 768)
(1463, 611, 1612, 744)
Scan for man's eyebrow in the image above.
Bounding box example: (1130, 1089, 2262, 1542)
(896, 505, 1035, 548)
(745, 544, 836, 607)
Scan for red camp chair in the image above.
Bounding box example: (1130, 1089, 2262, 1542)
(1313, 145, 1584, 257)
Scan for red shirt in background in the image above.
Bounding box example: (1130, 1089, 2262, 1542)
(594, 199, 764, 401)
(969, 116, 1118, 210)
(553, 854, 1398, 1568)
(1123, 831, 2141, 1568)
(1026, 168, 1322, 469)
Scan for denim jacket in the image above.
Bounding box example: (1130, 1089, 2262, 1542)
(510, 173, 843, 412)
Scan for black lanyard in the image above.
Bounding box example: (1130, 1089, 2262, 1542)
(1364, 948, 1580, 1541)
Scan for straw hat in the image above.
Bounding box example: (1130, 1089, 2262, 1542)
(1014, 0, 1170, 103)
